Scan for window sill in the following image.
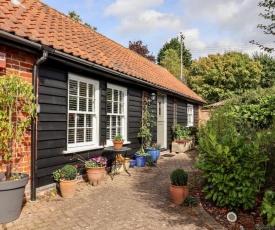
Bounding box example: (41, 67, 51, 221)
(63, 145, 104, 154)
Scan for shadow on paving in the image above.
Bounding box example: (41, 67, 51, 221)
(129, 150, 208, 229)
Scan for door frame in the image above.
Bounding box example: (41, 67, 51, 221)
(157, 93, 167, 149)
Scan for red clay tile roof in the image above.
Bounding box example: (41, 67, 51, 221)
(0, 0, 205, 103)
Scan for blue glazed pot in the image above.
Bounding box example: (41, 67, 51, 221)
(145, 148, 160, 163)
(135, 154, 147, 167)
(129, 159, 136, 168)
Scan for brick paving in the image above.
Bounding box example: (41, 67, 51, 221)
(1, 151, 225, 230)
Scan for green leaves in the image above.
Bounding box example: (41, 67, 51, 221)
(260, 190, 275, 227)
(0, 74, 37, 175)
(196, 110, 269, 210)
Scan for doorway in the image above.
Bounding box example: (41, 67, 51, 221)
(157, 94, 167, 148)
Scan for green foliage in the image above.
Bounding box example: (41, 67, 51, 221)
(137, 99, 156, 148)
(223, 87, 275, 129)
(181, 195, 199, 207)
(129, 40, 156, 62)
(136, 149, 149, 157)
(171, 124, 191, 141)
(250, 0, 274, 53)
(188, 51, 263, 104)
(170, 168, 188, 186)
(260, 190, 275, 226)
(157, 37, 192, 68)
(68, 11, 97, 30)
(196, 110, 269, 210)
(252, 52, 275, 88)
(113, 134, 123, 141)
(160, 49, 181, 77)
(0, 74, 36, 180)
(53, 165, 77, 182)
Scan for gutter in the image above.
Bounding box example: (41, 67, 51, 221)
(31, 50, 48, 201)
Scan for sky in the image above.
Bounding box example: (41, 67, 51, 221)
(41, 0, 274, 60)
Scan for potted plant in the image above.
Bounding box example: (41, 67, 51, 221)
(53, 165, 78, 198)
(171, 124, 194, 153)
(170, 168, 189, 204)
(112, 134, 124, 150)
(85, 156, 107, 186)
(0, 74, 36, 223)
(137, 99, 160, 162)
(135, 149, 149, 167)
(145, 143, 161, 163)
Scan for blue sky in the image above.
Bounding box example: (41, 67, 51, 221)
(41, 0, 274, 60)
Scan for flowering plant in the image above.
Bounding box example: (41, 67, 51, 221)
(85, 156, 107, 168)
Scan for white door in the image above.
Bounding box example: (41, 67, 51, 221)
(157, 94, 167, 148)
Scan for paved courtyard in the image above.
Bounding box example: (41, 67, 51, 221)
(1, 151, 225, 230)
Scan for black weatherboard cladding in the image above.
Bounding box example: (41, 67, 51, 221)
(37, 66, 104, 187)
(167, 95, 174, 146)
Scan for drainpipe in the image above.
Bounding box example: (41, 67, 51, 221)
(31, 50, 48, 201)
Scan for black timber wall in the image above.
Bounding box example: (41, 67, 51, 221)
(36, 61, 200, 187)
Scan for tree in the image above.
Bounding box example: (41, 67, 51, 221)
(157, 37, 192, 68)
(250, 0, 274, 53)
(160, 49, 180, 77)
(188, 51, 263, 104)
(129, 40, 156, 62)
(252, 51, 275, 88)
(68, 11, 97, 31)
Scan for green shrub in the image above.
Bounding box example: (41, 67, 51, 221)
(172, 124, 191, 141)
(170, 168, 188, 186)
(196, 115, 268, 210)
(260, 190, 275, 227)
(53, 165, 77, 182)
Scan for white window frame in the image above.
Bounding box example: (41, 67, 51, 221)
(106, 83, 128, 146)
(187, 104, 194, 127)
(66, 73, 100, 153)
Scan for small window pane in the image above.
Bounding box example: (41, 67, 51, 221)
(107, 88, 112, 100)
(68, 129, 75, 144)
(88, 99, 94, 112)
(69, 114, 75, 127)
(86, 115, 92, 127)
(86, 128, 93, 142)
(114, 102, 118, 113)
(107, 101, 112, 113)
(69, 96, 77, 110)
(79, 98, 87, 111)
(88, 84, 94, 98)
(69, 80, 77, 95)
(114, 89, 118, 101)
(80, 82, 87, 97)
(76, 128, 84, 143)
(77, 114, 84, 127)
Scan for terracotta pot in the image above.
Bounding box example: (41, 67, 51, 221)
(59, 178, 77, 198)
(113, 140, 124, 150)
(170, 184, 189, 204)
(86, 167, 106, 186)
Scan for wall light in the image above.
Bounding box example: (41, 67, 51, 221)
(151, 92, 156, 101)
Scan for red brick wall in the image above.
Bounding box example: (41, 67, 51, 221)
(0, 45, 35, 182)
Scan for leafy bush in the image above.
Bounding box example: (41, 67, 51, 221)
(196, 112, 268, 210)
(53, 165, 77, 182)
(260, 190, 275, 227)
(170, 168, 188, 186)
(172, 124, 191, 141)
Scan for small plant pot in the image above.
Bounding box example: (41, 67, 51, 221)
(135, 155, 147, 167)
(59, 179, 77, 199)
(145, 148, 160, 163)
(113, 140, 124, 150)
(129, 159, 136, 168)
(170, 184, 189, 204)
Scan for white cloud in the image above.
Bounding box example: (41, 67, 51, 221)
(104, 0, 181, 34)
(117, 10, 181, 33)
(104, 0, 163, 17)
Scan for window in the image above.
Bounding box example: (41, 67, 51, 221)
(106, 84, 127, 145)
(187, 104, 194, 126)
(67, 74, 99, 151)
